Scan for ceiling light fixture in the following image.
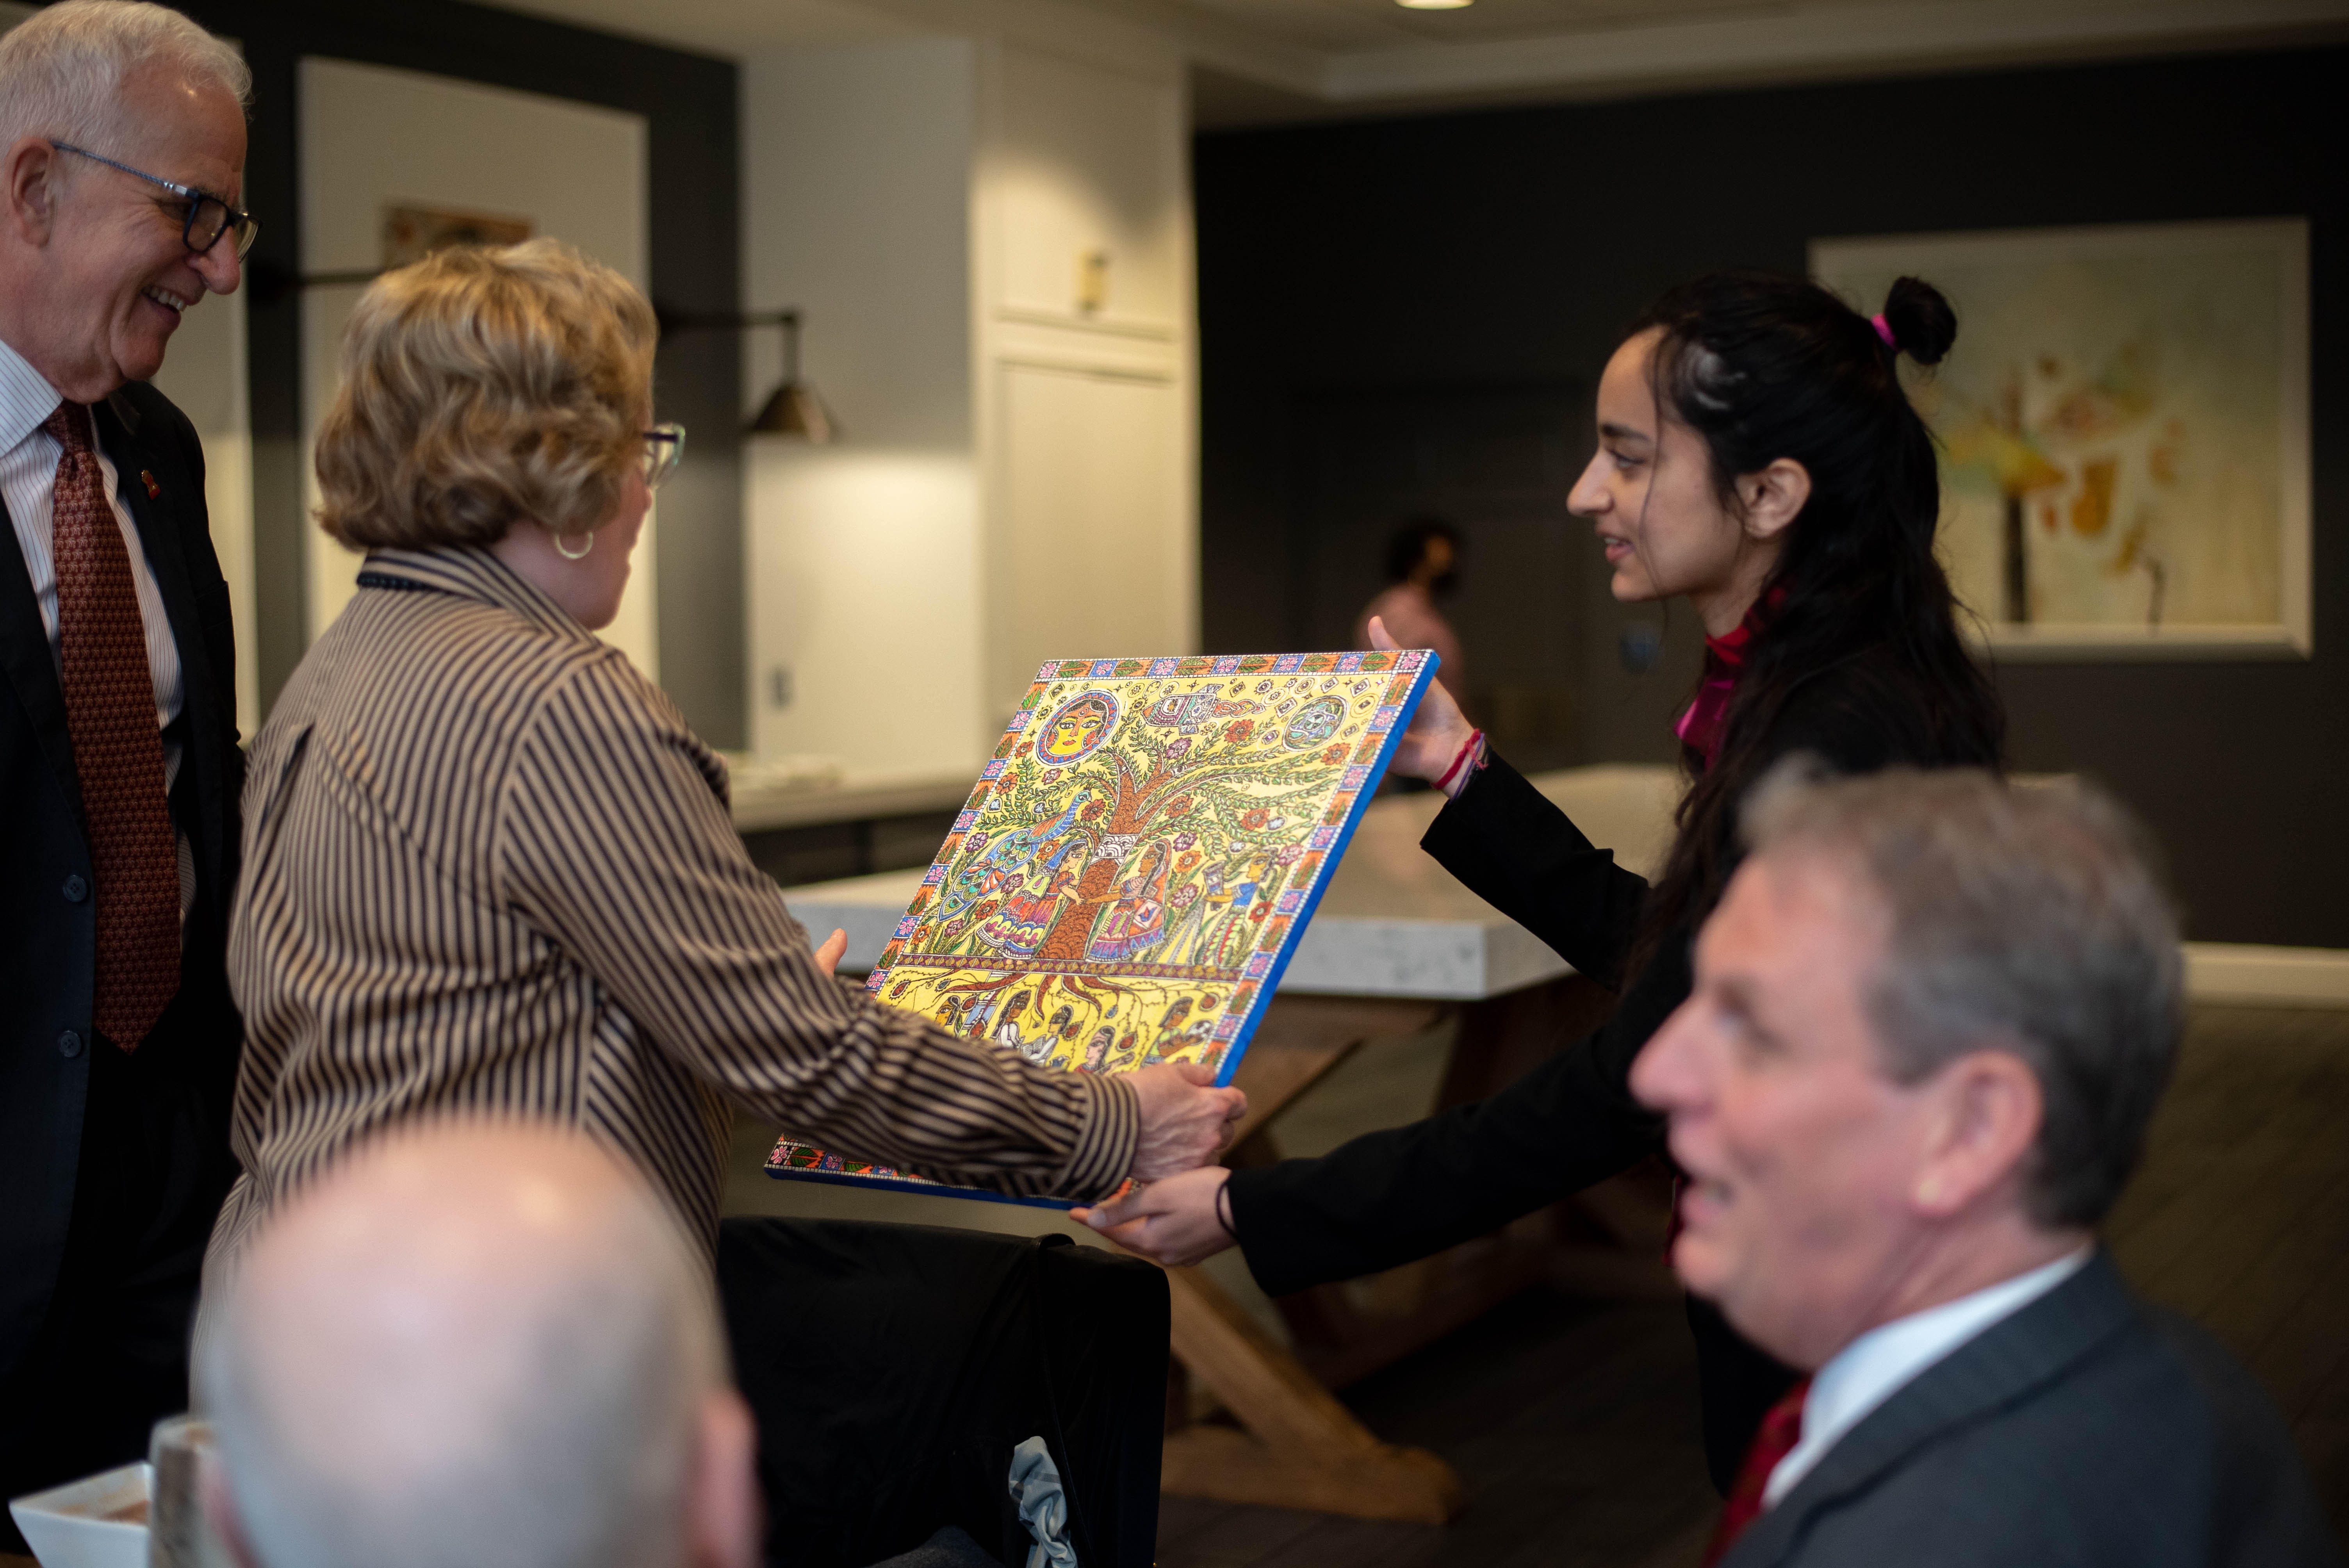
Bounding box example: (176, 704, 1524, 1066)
(1395, 0, 1473, 9)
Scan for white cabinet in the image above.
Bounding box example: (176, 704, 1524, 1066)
(743, 34, 1195, 776)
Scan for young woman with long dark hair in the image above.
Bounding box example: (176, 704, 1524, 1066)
(1078, 269, 2007, 1486)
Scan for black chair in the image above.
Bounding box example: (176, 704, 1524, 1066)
(716, 1217, 1169, 1568)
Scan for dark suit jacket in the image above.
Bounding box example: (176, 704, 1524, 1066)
(1725, 1252, 2342, 1567)
(0, 380, 244, 1384)
(1224, 651, 2000, 1482)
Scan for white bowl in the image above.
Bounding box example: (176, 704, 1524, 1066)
(9, 1461, 152, 1568)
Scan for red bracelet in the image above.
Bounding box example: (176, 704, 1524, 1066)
(1435, 729, 1484, 794)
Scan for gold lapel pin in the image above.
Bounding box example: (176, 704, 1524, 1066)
(139, 469, 162, 500)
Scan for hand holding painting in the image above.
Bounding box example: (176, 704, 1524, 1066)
(1073, 1165, 1234, 1267)
(1127, 1064, 1249, 1180)
(1365, 616, 1479, 796)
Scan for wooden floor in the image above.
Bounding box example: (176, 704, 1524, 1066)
(1156, 1003, 2349, 1566)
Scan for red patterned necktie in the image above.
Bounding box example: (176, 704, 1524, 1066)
(1701, 1375, 1813, 1566)
(48, 401, 180, 1050)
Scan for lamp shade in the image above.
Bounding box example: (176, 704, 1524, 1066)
(749, 380, 838, 443)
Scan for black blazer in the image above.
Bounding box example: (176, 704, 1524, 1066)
(1224, 651, 1998, 1481)
(0, 381, 244, 1384)
(1723, 1251, 2340, 1568)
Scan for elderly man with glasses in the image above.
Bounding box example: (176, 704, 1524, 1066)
(0, 0, 255, 1542)
(1636, 766, 2338, 1567)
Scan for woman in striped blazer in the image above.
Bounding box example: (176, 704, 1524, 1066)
(206, 241, 1242, 1281)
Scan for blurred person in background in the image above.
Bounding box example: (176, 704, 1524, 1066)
(1355, 514, 1467, 707)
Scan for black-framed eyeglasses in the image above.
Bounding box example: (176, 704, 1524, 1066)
(51, 141, 259, 260)
(642, 424, 686, 489)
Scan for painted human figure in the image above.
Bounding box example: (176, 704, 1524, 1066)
(934, 792, 1089, 935)
(961, 993, 997, 1041)
(1177, 863, 1235, 966)
(1038, 693, 1114, 764)
(1159, 874, 1217, 965)
(977, 835, 1085, 957)
(1026, 1005, 1075, 1067)
(1212, 853, 1279, 968)
(1087, 840, 1173, 962)
(989, 989, 1034, 1055)
(1080, 1026, 1113, 1073)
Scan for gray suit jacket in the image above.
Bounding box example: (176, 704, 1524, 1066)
(1725, 1252, 2341, 1567)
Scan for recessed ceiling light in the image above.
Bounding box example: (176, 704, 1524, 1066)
(1395, 0, 1474, 8)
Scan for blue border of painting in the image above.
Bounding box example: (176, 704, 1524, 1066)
(763, 648, 1443, 1209)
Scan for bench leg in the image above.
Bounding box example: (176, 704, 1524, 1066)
(1160, 1264, 1462, 1525)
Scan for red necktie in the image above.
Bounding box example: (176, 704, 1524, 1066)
(48, 401, 180, 1050)
(1701, 1375, 1812, 1566)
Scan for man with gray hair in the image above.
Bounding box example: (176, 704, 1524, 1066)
(1634, 766, 2338, 1565)
(0, 0, 254, 1535)
(203, 1122, 764, 1568)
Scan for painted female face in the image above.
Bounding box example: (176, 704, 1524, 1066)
(1567, 329, 1764, 611)
(1042, 698, 1110, 761)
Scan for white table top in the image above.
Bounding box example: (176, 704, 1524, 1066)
(727, 767, 975, 834)
(776, 764, 1682, 1003)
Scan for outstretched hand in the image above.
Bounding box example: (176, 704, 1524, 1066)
(1125, 1063, 1248, 1180)
(1073, 1165, 1236, 1269)
(1366, 615, 1477, 791)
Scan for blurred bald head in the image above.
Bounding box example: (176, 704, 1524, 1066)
(201, 1121, 753, 1568)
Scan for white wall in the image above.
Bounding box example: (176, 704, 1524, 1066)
(741, 32, 1196, 777)
(297, 59, 656, 676)
(148, 274, 254, 738)
(741, 41, 987, 775)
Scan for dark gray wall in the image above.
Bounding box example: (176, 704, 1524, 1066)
(157, 0, 745, 746)
(1196, 46, 2348, 947)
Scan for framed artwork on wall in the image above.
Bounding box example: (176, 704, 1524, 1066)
(381, 204, 533, 268)
(1812, 219, 2310, 659)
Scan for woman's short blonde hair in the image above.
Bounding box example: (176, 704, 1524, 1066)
(315, 239, 658, 551)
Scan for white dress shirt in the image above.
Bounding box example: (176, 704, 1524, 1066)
(0, 337, 185, 733)
(2, 335, 195, 928)
(1764, 1245, 2094, 1507)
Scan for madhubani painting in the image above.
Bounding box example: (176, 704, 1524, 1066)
(768, 647, 1441, 1204)
(1812, 220, 2310, 656)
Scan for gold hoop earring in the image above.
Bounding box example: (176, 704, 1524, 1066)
(552, 528, 595, 561)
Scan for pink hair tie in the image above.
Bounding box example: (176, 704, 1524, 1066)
(1871, 313, 1899, 351)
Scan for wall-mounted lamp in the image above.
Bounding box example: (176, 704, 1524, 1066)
(658, 306, 838, 443)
